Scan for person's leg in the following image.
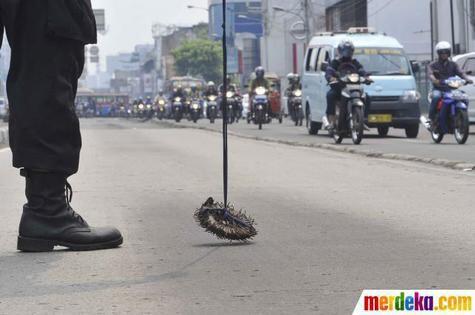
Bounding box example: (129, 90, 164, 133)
(326, 88, 340, 126)
(429, 90, 442, 121)
(2, 0, 122, 251)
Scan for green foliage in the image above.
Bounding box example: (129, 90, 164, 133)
(192, 23, 209, 40)
(172, 39, 223, 82)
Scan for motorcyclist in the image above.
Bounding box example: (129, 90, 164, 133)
(219, 77, 241, 116)
(204, 82, 219, 117)
(249, 66, 271, 115)
(428, 41, 473, 125)
(325, 40, 371, 129)
(286, 73, 302, 118)
(171, 85, 185, 100)
(204, 81, 219, 98)
(219, 76, 238, 94)
(145, 96, 153, 105)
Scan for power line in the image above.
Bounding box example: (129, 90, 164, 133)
(368, 0, 395, 17)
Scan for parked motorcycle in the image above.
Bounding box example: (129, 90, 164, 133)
(251, 86, 270, 130)
(329, 73, 372, 144)
(207, 95, 219, 124)
(421, 76, 470, 144)
(172, 96, 184, 122)
(289, 89, 303, 126)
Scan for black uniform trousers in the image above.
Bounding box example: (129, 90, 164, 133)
(0, 0, 97, 175)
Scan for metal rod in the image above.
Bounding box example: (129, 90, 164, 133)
(450, 0, 456, 53)
(222, 0, 228, 206)
(430, 1, 434, 60)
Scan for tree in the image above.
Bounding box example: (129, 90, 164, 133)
(172, 39, 223, 83)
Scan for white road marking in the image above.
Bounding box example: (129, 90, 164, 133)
(0, 147, 9, 153)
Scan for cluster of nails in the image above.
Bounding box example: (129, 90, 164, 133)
(194, 198, 257, 241)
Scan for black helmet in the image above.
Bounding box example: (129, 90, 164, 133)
(255, 66, 265, 80)
(338, 40, 355, 59)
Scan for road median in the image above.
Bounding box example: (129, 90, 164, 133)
(154, 120, 475, 172)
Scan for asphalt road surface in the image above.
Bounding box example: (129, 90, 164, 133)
(163, 117, 475, 165)
(0, 118, 474, 314)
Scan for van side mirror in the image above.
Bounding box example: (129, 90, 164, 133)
(410, 60, 420, 74)
(320, 62, 329, 72)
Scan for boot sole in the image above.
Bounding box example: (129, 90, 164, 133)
(17, 236, 123, 252)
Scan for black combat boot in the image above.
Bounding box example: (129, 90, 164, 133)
(17, 169, 123, 252)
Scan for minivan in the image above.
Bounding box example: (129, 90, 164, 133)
(302, 27, 421, 138)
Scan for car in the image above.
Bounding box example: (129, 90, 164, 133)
(453, 52, 475, 124)
(302, 27, 421, 138)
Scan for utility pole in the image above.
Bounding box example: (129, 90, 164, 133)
(303, 0, 311, 44)
(450, 0, 456, 53)
(261, 0, 269, 69)
(430, 1, 434, 60)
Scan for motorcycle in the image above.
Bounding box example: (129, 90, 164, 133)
(251, 86, 270, 130)
(329, 73, 372, 144)
(207, 95, 219, 124)
(184, 99, 192, 121)
(421, 76, 470, 144)
(137, 102, 146, 119)
(156, 98, 167, 120)
(224, 91, 242, 124)
(189, 99, 202, 123)
(289, 89, 304, 126)
(172, 96, 184, 122)
(145, 103, 154, 119)
(118, 105, 128, 118)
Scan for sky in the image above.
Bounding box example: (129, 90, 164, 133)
(92, 0, 209, 57)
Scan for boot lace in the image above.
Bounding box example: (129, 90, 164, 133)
(65, 181, 86, 225)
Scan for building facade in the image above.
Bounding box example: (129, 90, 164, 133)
(431, 0, 475, 56)
(208, 0, 263, 82)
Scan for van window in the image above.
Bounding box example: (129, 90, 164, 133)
(354, 48, 410, 76)
(316, 47, 331, 72)
(305, 48, 319, 72)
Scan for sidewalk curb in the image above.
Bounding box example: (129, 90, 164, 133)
(155, 120, 475, 172)
(0, 127, 8, 146)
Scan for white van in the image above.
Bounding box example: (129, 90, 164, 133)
(302, 28, 421, 138)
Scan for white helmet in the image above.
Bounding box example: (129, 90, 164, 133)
(207, 81, 215, 87)
(435, 41, 452, 56)
(287, 73, 294, 80)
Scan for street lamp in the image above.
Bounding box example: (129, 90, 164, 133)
(272, 5, 310, 43)
(237, 14, 262, 22)
(186, 5, 208, 12)
(272, 6, 304, 20)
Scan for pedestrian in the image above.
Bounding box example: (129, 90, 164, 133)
(0, 0, 123, 251)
